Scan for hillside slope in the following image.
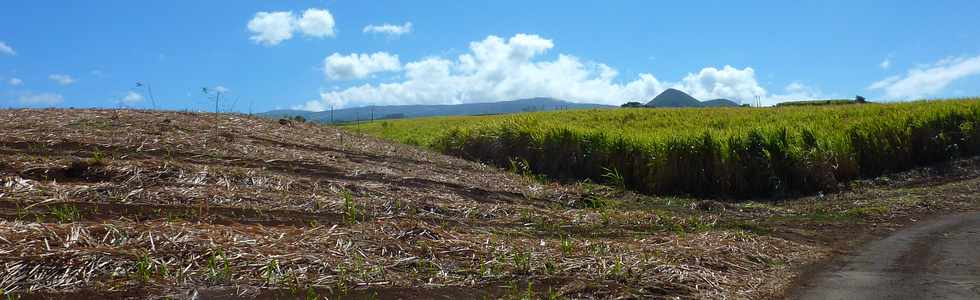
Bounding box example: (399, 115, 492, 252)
(702, 98, 740, 107)
(645, 88, 703, 107)
(2, 109, 980, 299)
(262, 97, 613, 123)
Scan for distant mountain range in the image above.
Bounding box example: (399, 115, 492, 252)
(644, 88, 739, 108)
(260, 97, 613, 123)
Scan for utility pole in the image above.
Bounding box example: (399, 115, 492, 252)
(146, 83, 157, 110)
(136, 81, 157, 110)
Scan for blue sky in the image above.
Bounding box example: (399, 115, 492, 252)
(2, 1, 980, 111)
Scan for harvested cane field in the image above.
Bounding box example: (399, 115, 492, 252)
(350, 99, 980, 199)
(3, 109, 980, 299)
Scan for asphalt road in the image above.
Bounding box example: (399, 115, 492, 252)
(792, 212, 980, 299)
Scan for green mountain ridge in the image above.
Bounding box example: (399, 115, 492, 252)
(644, 89, 739, 107)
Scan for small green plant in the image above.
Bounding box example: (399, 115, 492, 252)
(511, 249, 532, 275)
(523, 281, 535, 300)
(335, 265, 349, 295)
(508, 157, 532, 177)
(341, 189, 361, 224)
(543, 258, 557, 275)
(90, 148, 105, 165)
(50, 204, 81, 223)
(559, 235, 574, 256)
(598, 209, 612, 225)
(600, 167, 625, 190)
(683, 216, 717, 232)
(608, 257, 625, 280)
(1, 289, 21, 300)
(479, 256, 495, 277)
(134, 253, 154, 282)
(206, 250, 231, 283)
(262, 259, 281, 285)
(305, 286, 320, 300)
(578, 184, 609, 209)
(547, 287, 563, 300)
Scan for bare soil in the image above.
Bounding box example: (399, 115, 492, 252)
(1, 109, 979, 299)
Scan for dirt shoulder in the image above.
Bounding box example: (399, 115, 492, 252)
(768, 158, 980, 299)
(788, 211, 980, 299)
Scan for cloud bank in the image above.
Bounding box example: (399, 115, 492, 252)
(324, 52, 401, 80)
(869, 55, 980, 100)
(300, 33, 770, 110)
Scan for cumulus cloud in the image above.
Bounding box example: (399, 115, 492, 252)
(7, 77, 22, 86)
(297, 9, 336, 38)
(119, 91, 143, 106)
(247, 8, 336, 46)
(18, 92, 63, 106)
(0, 41, 14, 56)
(879, 58, 891, 69)
(247, 11, 295, 46)
(49, 74, 75, 85)
(324, 52, 401, 80)
(868, 55, 980, 100)
(299, 33, 768, 110)
(675, 66, 766, 102)
(363, 22, 413, 37)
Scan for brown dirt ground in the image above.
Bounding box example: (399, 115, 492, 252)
(1, 109, 978, 299)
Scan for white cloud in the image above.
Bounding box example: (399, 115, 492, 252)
(120, 91, 143, 106)
(879, 58, 891, 69)
(0, 41, 14, 56)
(300, 33, 769, 110)
(247, 8, 335, 46)
(247, 11, 296, 46)
(214, 86, 230, 93)
(324, 52, 401, 80)
(868, 55, 980, 100)
(363, 22, 413, 37)
(297, 8, 336, 38)
(18, 92, 63, 106)
(49, 74, 75, 85)
(7, 77, 22, 86)
(674, 66, 766, 102)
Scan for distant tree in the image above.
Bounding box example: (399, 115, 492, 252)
(621, 101, 645, 108)
(292, 115, 306, 123)
(855, 95, 867, 104)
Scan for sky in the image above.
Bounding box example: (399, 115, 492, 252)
(2, 1, 980, 112)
